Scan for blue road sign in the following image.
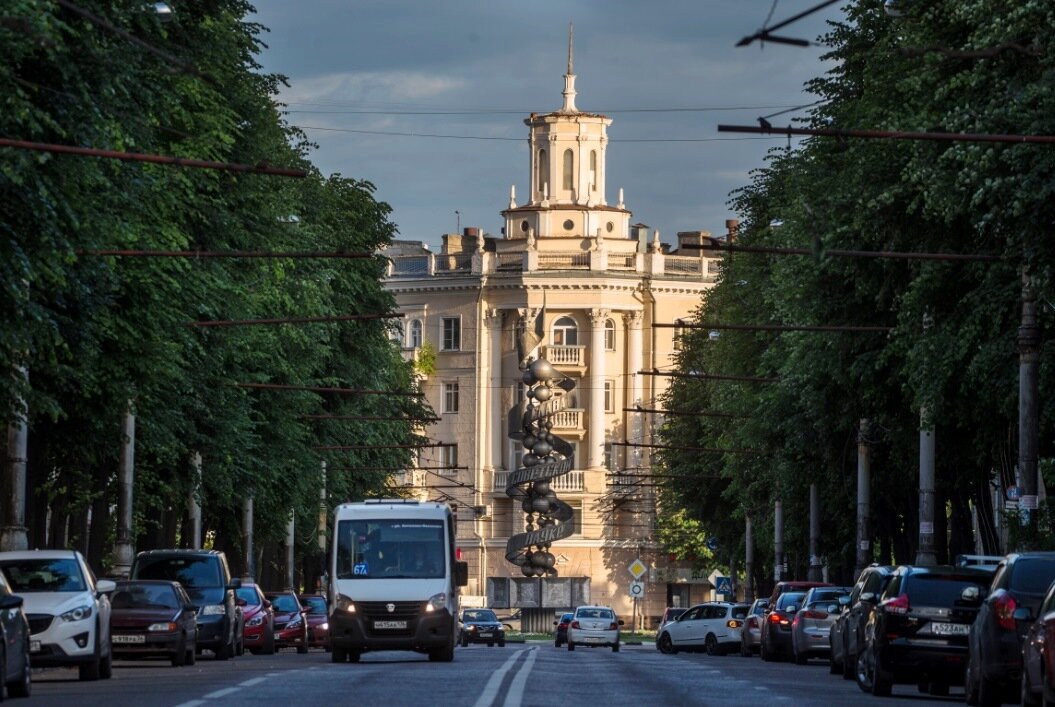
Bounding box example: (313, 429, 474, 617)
(706, 537, 720, 552)
(715, 576, 732, 595)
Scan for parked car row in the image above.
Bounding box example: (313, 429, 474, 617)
(0, 547, 331, 696)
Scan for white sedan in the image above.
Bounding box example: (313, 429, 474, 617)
(567, 605, 622, 652)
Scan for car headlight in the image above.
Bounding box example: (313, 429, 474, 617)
(200, 604, 226, 616)
(335, 594, 355, 613)
(425, 593, 446, 613)
(247, 615, 265, 627)
(468, 625, 477, 632)
(288, 618, 302, 629)
(148, 622, 178, 632)
(60, 605, 93, 622)
(320, 622, 329, 630)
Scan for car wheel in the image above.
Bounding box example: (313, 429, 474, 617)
(461, 634, 469, 648)
(498, 639, 506, 647)
(842, 650, 854, 680)
(705, 634, 719, 656)
(568, 641, 575, 652)
(263, 629, 276, 655)
(171, 636, 187, 667)
(870, 648, 892, 697)
(78, 628, 102, 682)
(186, 645, 196, 666)
(761, 636, 775, 663)
(487, 642, 494, 648)
(658, 633, 675, 655)
(555, 639, 561, 648)
(0, 645, 7, 701)
(740, 634, 752, 657)
(215, 639, 232, 661)
(612, 642, 620, 653)
(332, 646, 348, 663)
(930, 681, 949, 697)
(829, 651, 840, 674)
(855, 648, 873, 693)
(794, 646, 808, 665)
(348, 651, 361, 663)
(99, 636, 113, 680)
(1023, 664, 1041, 707)
(297, 644, 308, 655)
(8, 637, 31, 698)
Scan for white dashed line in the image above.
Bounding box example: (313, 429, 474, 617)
(238, 677, 267, 687)
(203, 687, 240, 699)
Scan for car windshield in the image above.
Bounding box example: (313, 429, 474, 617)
(810, 589, 849, 603)
(112, 583, 179, 610)
(236, 588, 261, 606)
(335, 519, 445, 580)
(777, 592, 805, 610)
(560, 613, 574, 622)
(732, 605, 749, 618)
(0, 558, 86, 592)
(301, 596, 327, 613)
(134, 556, 221, 588)
(462, 610, 498, 622)
(269, 594, 300, 612)
(752, 602, 767, 615)
(576, 608, 614, 619)
(903, 574, 989, 605)
(1010, 559, 1055, 594)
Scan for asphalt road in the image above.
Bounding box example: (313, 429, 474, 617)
(27, 644, 963, 706)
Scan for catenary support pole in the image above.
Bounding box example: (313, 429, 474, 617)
(1, 366, 29, 552)
(244, 496, 255, 580)
(113, 405, 136, 577)
(916, 405, 937, 566)
(744, 514, 755, 602)
(856, 419, 871, 575)
(774, 500, 784, 582)
(188, 451, 203, 549)
(808, 484, 822, 581)
(286, 510, 296, 590)
(1018, 273, 1040, 541)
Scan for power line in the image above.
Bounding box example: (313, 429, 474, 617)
(281, 103, 814, 116)
(188, 313, 402, 328)
(624, 406, 745, 419)
(76, 250, 374, 259)
(717, 123, 1055, 146)
(293, 125, 780, 144)
(315, 443, 454, 451)
(681, 240, 1002, 262)
(300, 415, 439, 423)
(232, 383, 421, 396)
(736, 0, 841, 48)
(657, 322, 892, 333)
(641, 368, 780, 384)
(613, 442, 765, 455)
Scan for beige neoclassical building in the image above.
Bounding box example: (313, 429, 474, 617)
(382, 52, 728, 630)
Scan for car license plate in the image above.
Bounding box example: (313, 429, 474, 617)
(29, 640, 40, 653)
(374, 620, 407, 630)
(478, 632, 492, 638)
(113, 634, 146, 644)
(930, 622, 969, 636)
(585, 636, 601, 643)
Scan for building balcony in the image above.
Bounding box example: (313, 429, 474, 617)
(492, 469, 584, 493)
(549, 408, 583, 431)
(543, 345, 585, 367)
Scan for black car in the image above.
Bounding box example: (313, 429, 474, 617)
(554, 612, 573, 647)
(760, 591, 805, 661)
(459, 609, 506, 647)
(0, 569, 31, 698)
(856, 565, 994, 698)
(829, 565, 895, 679)
(965, 552, 1055, 706)
(130, 550, 242, 660)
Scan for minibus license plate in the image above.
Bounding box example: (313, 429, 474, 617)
(374, 620, 407, 630)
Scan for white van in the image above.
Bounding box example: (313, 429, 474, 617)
(328, 500, 468, 662)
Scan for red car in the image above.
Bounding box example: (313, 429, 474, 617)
(298, 594, 330, 650)
(109, 580, 198, 666)
(266, 591, 308, 653)
(237, 583, 275, 654)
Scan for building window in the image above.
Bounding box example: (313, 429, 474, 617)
(438, 444, 458, 475)
(604, 318, 616, 351)
(510, 442, 524, 472)
(552, 316, 578, 346)
(589, 150, 597, 191)
(566, 500, 582, 537)
(410, 319, 423, 348)
(391, 320, 404, 345)
(537, 149, 548, 194)
(604, 443, 620, 471)
(562, 149, 574, 191)
(604, 380, 615, 413)
(442, 317, 461, 351)
(443, 382, 460, 413)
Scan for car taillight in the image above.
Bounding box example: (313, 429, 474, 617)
(609, 622, 619, 630)
(792, 615, 800, 627)
(727, 620, 743, 629)
(994, 593, 1017, 632)
(768, 613, 782, 624)
(800, 610, 827, 620)
(746, 617, 757, 628)
(571, 621, 580, 629)
(882, 593, 910, 615)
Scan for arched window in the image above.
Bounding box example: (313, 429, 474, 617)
(604, 318, 616, 351)
(562, 149, 574, 191)
(537, 149, 548, 194)
(589, 150, 597, 192)
(392, 320, 404, 345)
(410, 319, 423, 348)
(552, 316, 578, 346)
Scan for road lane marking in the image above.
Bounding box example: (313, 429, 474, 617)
(502, 647, 538, 707)
(174, 701, 205, 707)
(203, 687, 241, 699)
(238, 677, 267, 687)
(472, 649, 525, 707)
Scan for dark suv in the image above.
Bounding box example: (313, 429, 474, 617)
(965, 552, 1055, 706)
(130, 550, 242, 660)
(856, 565, 994, 697)
(830, 565, 895, 679)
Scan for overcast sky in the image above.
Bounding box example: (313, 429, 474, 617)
(248, 1, 845, 250)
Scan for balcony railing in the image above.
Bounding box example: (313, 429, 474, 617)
(550, 409, 583, 430)
(537, 252, 590, 270)
(492, 469, 584, 492)
(543, 345, 585, 366)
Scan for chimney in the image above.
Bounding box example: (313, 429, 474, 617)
(725, 219, 739, 243)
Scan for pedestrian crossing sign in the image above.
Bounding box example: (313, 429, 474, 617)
(715, 576, 732, 595)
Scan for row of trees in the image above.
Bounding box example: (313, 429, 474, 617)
(0, 1, 428, 586)
(657, 0, 1055, 591)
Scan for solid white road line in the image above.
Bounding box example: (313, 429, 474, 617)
(472, 649, 526, 707)
(238, 677, 267, 687)
(203, 686, 241, 699)
(502, 647, 538, 707)
(173, 701, 205, 707)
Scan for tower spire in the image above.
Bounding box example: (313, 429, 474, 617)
(561, 23, 579, 113)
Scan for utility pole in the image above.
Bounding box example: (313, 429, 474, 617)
(856, 419, 872, 575)
(774, 500, 784, 582)
(744, 514, 755, 602)
(916, 311, 937, 566)
(1, 366, 29, 552)
(808, 484, 822, 581)
(286, 510, 296, 590)
(113, 405, 136, 577)
(318, 461, 327, 591)
(1018, 272, 1040, 541)
(188, 451, 202, 549)
(243, 496, 254, 580)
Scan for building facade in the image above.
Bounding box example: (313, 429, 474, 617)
(382, 54, 726, 629)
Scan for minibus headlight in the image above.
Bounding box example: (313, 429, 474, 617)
(335, 594, 356, 613)
(425, 593, 447, 612)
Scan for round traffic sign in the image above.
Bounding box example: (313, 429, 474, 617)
(629, 580, 645, 598)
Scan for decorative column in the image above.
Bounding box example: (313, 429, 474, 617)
(625, 311, 644, 471)
(486, 309, 504, 473)
(588, 308, 609, 469)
